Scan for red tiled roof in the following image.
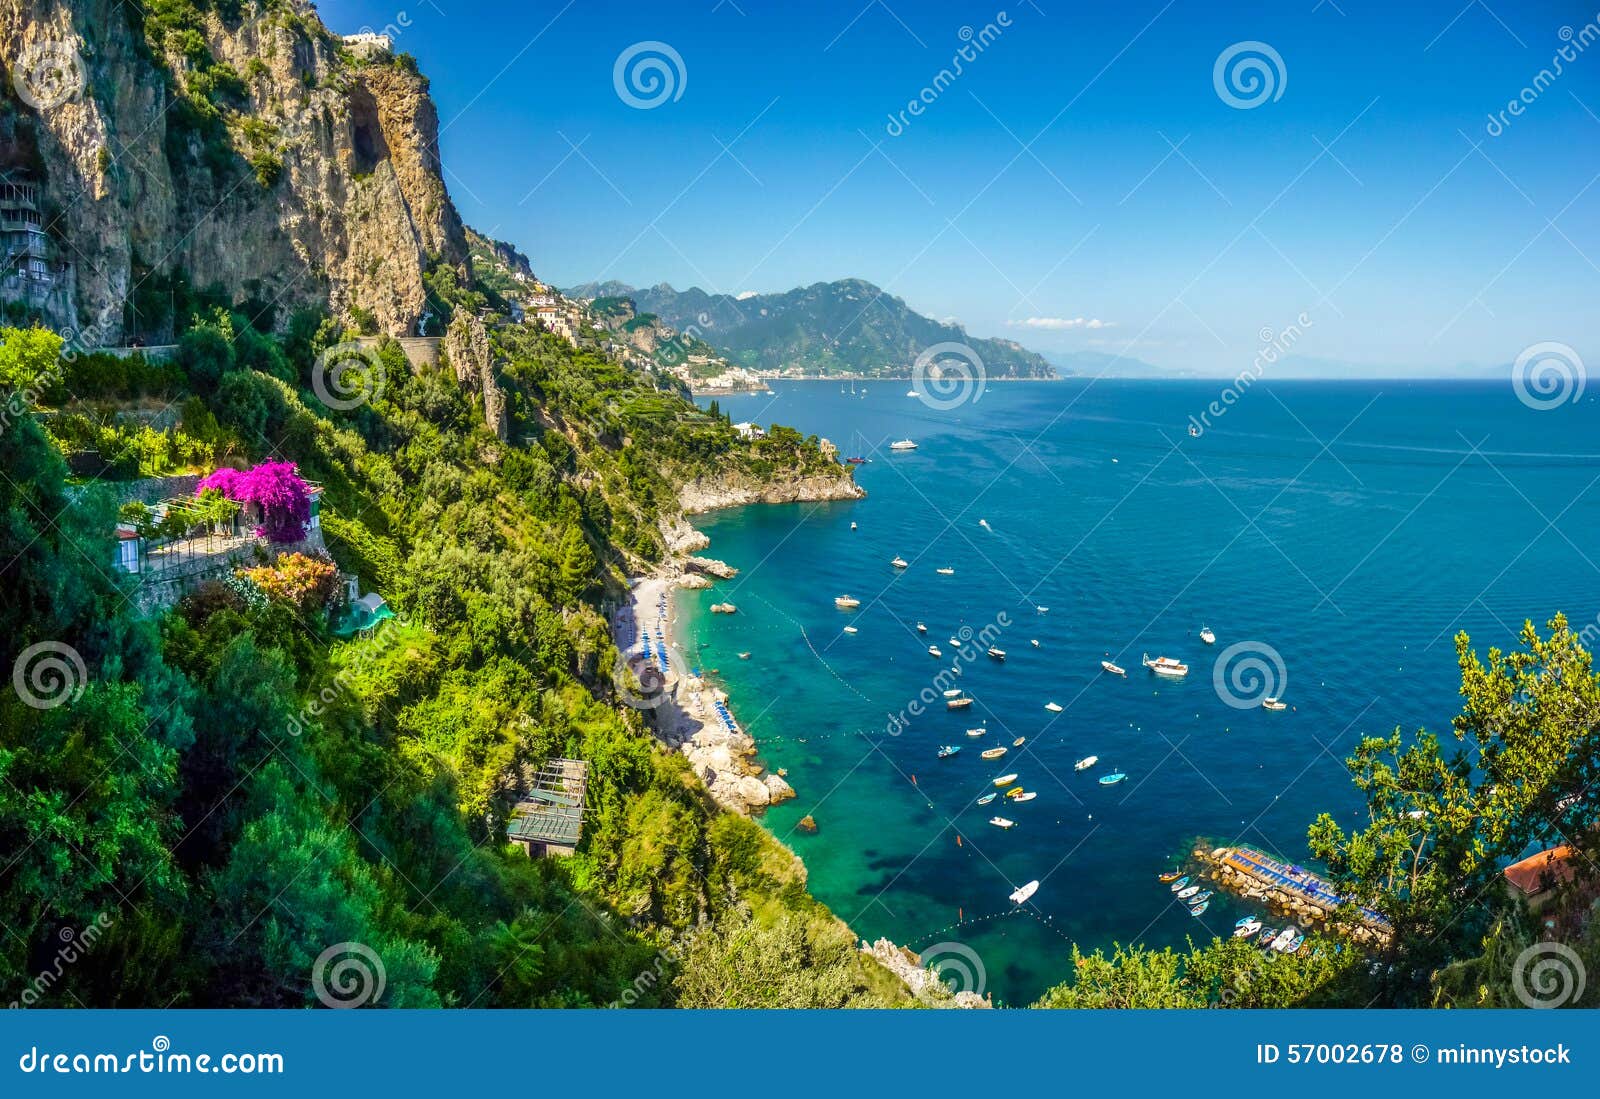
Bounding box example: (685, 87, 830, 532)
(1503, 846, 1577, 896)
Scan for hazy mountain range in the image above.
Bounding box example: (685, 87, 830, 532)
(564, 278, 1055, 379)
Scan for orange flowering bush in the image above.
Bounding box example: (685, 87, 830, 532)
(236, 552, 340, 609)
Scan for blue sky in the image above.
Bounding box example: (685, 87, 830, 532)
(315, 0, 1599, 374)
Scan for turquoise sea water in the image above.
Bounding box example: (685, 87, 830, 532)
(680, 379, 1600, 1005)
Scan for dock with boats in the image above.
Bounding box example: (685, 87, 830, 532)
(1202, 844, 1393, 942)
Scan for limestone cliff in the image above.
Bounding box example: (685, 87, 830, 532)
(0, 0, 467, 341)
(679, 470, 866, 514)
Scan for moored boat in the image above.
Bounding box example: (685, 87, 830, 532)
(1012, 736, 1025, 747)
(1142, 653, 1189, 678)
(1199, 626, 1216, 645)
(1101, 660, 1126, 676)
(1074, 755, 1099, 771)
(987, 646, 1006, 661)
(1233, 918, 1263, 938)
(947, 697, 973, 710)
(1189, 900, 1210, 916)
(916, 622, 928, 633)
(966, 727, 987, 738)
(1011, 791, 1037, 803)
(992, 773, 1019, 787)
(989, 816, 1016, 829)
(936, 745, 961, 759)
(891, 556, 909, 568)
(943, 688, 964, 698)
(1044, 701, 1063, 712)
(1159, 870, 1184, 883)
(1009, 880, 1039, 904)
(1168, 876, 1190, 892)
(834, 595, 861, 609)
(842, 626, 857, 634)
(936, 567, 955, 575)
(976, 792, 997, 805)
(1099, 771, 1127, 786)
(1262, 696, 1287, 711)
(1177, 885, 1200, 900)
(980, 746, 1007, 759)
(928, 645, 943, 657)
(1189, 890, 1213, 905)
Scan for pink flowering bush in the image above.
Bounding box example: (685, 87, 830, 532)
(197, 461, 311, 543)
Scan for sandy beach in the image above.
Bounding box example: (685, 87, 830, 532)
(613, 570, 794, 814)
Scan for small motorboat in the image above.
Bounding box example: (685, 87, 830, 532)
(966, 727, 988, 738)
(937, 745, 961, 759)
(845, 456, 869, 464)
(916, 622, 928, 633)
(1036, 606, 1049, 614)
(1262, 697, 1287, 711)
(851, 521, 858, 529)
(1012, 736, 1025, 747)
(928, 645, 943, 657)
(1176, 885, 1200, 900)
(977, 792, 997, 805)
(1189, 900, 1210, 917)
(834, 595, 861, 609)
(737, 652, 751, 660)
(947, 697, 973, 710)
(1074, 755, 1099, 772)
(1271, 927, 1299, 952)
(936, 567, 955, 576)
(1011, 791, 1037, 803)
(889, 439, 918, 451)
(990, 816, 1016, 829)
(1159, 870, 1185, 883)
(1004, 786, 1026, 799)
(1101, 660, 1126, 677)
(1233, 918, 1263, 939)
(1143, 654, 1189, 678)
(943, 688, 964, 699)
(1009, 880, 1039, 904)
(1168, 876, 1190, 892)
(891, 556, 909, 568)
(980, 747, 1007, 760)
(1099, 772, 1127, 786)
(1030, 639, 1040, 648)
(1199, 626, 1216, 645)
(949, 637, 960, 647)
(1044, 701, 1063, 712)
(842, 626, 858, 634)
(905, 389, 917, 397)
(1188, 423, 1200, 438)
(986, 646, 1006, 661)
(992, 773, 1019, 787)
(979, 519, 991, 530)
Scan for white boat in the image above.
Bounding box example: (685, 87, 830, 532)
(1271, 926, 1299, 952)
(1030, 639, 1040, 647)
(1199, 626, 1216, 645)
(1074, 755, 1099, 771)
(1142, 653, 1189, 678)
(976, 792, 997, 805)
(946, 697, 973, 710)
(916, 622, 927, 633)
(891, 556, 909, 568)
(989, 816, 1016, 829)
(948, 637, 960, 647)
(986, 647, 1006, 661)
(834, 595, 861, 609)
(1011, 791, 1037, 803)
(842, 626, 858, 634)
(1233, 919, 1263, 939)
(928, 645, 943, 657)
(906, 389, 917, 397)
(1262, 697, 1287, 711)
(980, 747, 1007, 759)
(1101, 660, 1127, 676)
(1009, 879, 1039, 904)
(1036, 606, 1048, 614)
(966, 727, 988, 738)
(850, 521, 857, 530)
(889, 439, 918, 451)
(943, 688, 964, 698)
(992, 773, 1019, 787)
(1044, 701, 1063, 712)
(979, 519, 991, 530)
(936, 567, 955, 575)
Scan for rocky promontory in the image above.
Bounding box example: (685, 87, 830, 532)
(680, 471, 865, 514)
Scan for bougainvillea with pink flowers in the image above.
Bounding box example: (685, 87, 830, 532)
(196, 461, 311, 543)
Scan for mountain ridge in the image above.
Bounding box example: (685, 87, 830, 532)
(566, 277, 1057, 379)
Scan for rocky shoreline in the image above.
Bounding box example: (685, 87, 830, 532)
(679, 471, 865, 514)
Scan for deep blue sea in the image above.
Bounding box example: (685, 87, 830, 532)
(682, 378, 1600, 1005)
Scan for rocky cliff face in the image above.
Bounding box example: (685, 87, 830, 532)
(679, 470, 866, 514)
(0, 0, 467, 342)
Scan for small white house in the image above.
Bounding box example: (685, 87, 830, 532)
(732, 422, 766, 440)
